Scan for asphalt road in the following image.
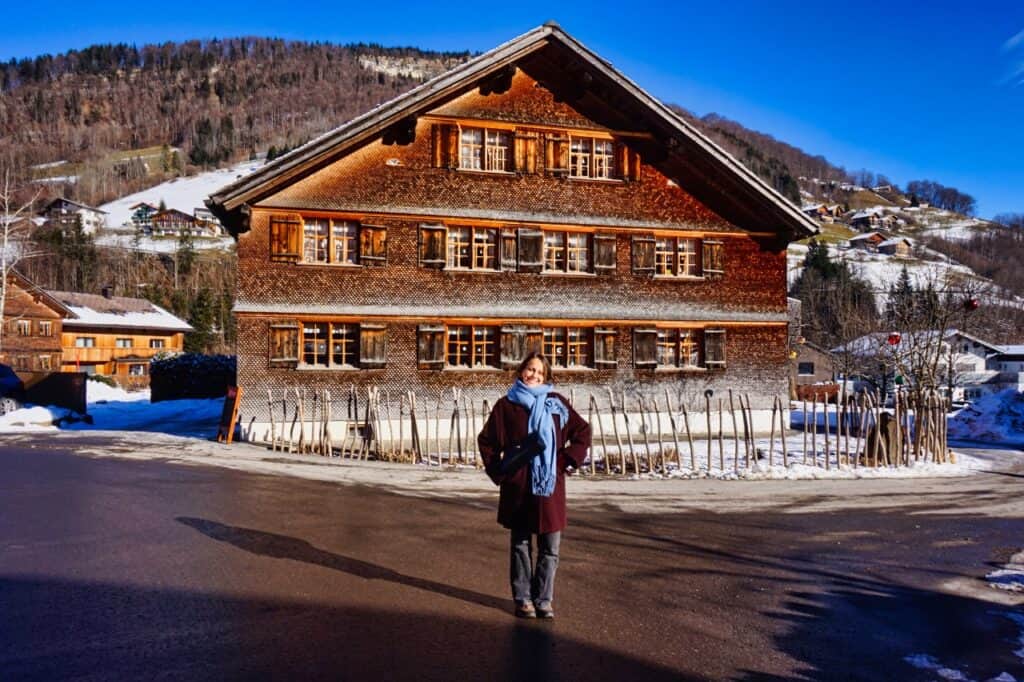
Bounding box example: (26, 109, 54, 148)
(2, 436, 1023, 681)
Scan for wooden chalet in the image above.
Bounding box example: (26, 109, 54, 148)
(207, 23, 818, 441)
(150, 208, 199, 237)
(1, 270, 71, 383)
(44, 198, 107, 235)
(48, 289, 193, 389)
(877, 237, 912, 257)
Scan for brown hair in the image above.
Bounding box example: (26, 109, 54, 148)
(516, 352, 553, 384)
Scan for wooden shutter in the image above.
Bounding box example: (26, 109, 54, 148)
(513, 131, 538, 174)
(268, 321, 300, 367)
(593, 233, 617, 274)
(499, 228, 518, 270)
(360, 225, 387, 267)
(431, 125, 443, 168)
(628, 149, 642, 182)
(704, 328, 726, 368)
(419, 224, 446, 269)
(269, 214, 301, 262)
(594, 327, 617, 368)
(702, 240, 724, 277)
(517, 228, 543, 273)
(499, 325, 543, 370)
(632, 234, 656, 275)
(445, 124, 459, 169)
(546, 134, 569, 175)
(359, 324, 387, 369)
(417, 324, 445, 369)
(633, 328, 658, 369)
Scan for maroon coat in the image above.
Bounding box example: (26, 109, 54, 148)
(477, 393, 592, 534)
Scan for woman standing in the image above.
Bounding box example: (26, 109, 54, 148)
(478, 352, 592, 619)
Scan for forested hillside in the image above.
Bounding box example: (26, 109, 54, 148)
(0, 38, 469, 205)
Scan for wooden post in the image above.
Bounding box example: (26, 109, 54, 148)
(622, 390, 639, 474)
(802, 397, 809, 465)
(664, 389, 682, 472)
(606, 388, 626, 474)
(717, 397, 726, 473)
(768, 397, 777, 468)
(704, 392, 713, 473)
(778, 396, 789, 467)
(680, 401, 696, 472)
(586, 396, 596, 475)
(637, 394, 654, 473)
(728, 389, 742, 469)
(810, 395, 818, 467)
(739, 393, 752, 466)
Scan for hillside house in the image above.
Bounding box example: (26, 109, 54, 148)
(130, 202, 160, 232)
(877, 237, 912, 257)
(847, 231, 887, 252)
(43, 198, 107, 235)
(792, 340, 836, 391)
(49, 289, 192, 389)
(193, 207, 223, 235)
(151, 209, 199, 237)
(0, 270, 71, 383)
(207, 23, 818, 442)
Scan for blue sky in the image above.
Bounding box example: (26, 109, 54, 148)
(4, 1, 1022, 218)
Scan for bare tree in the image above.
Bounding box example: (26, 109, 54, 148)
(0, 169, 44, 354)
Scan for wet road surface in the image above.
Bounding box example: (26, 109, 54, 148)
(2, 437, 1023, 680)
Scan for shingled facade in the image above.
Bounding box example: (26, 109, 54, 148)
(208, 23, 817, 440)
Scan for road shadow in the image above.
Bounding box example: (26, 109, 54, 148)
(0, 575, 694, 681)
(177, 516, 510, 613)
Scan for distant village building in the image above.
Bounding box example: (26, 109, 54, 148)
(130, 202, 160, 232)
(193, 207, 223, 235)
(43, 198, 107, 235)
(48, 289, 193, 389)
(877, 237, 912, 257)
(847, 231, 887, 252)
(0, 270, 70, 383)
(150, 209, 199, 237)
(207, 23, 818, 442)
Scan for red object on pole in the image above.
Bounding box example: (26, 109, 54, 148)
(964, 298, 979, 311)
(887, 332, 901, 346)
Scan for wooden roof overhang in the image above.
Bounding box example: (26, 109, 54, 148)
(7, 269, 76, 319)
(207, 22, 818, 246)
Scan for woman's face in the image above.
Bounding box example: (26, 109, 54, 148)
(519, 357, 546, 387)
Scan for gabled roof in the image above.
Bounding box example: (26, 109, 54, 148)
(207, 22, 817, 242)
(45, 197, 107, 213)
(5, 270, 76, 318)
(47, 290, 193, 332)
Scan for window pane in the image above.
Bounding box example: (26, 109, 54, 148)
(460, 128, 483, 169)
(657, 329, 677, 367)
(472, 228, 498, 270)
(594, 140, 615, 178)
(485, 130, 509, 171)
(543, 327, 567, 367)
(303, 323, 329, 366)
(567, 233, 590, 273)
(655, 237, 675, 275)
(679, 239, 698, 276)
(543, 232, 565, 272)
(679, 330, 700, 367)
(331, 324, 357, 367)
(447, 325, 471, 367)
(472, 326, 497, 368)
(332, 220, 358, 264)
(448, 227, 471, 268)
(303, 219, 328, 263)
(567, 328, 590, 367)
(570, 138, 591, 177)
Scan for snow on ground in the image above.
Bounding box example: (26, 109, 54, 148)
(987, 551, 1024, 593)
(948, 390, 1024, 445)
(98, 159, 261, 228)
(94, 231, 234, 255)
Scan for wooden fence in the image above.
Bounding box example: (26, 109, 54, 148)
(261, 386, 952, 475)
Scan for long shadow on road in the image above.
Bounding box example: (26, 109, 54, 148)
(0, 575, 694, 681)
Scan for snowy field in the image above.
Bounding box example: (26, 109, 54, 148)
(99, 159, 260, 228)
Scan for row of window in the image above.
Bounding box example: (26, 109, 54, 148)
(73, 337, 166, 349)
(9, 319, 54, 337)
(6, 354, 56, 371)
(268, 321, 726, 371)
(270, 217, 725, 278)
(433, 124, 639, 181)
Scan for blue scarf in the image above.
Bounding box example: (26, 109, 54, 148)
(506, 379, 569, 497)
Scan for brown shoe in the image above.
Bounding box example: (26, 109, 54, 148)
(515, 601, 537, 618)
(535, 602, 554, 619)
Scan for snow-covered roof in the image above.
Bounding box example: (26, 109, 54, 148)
(878, 238, 910, 248)
(998, 345, 1024, 356)
(47, 197, 107, 213)
(47, 290, 193, 332)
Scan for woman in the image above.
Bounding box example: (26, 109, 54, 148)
(478, 352, 592, 619)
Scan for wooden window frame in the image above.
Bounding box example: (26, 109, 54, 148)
(16, 319, 31, 336)
(655, 328, 701, 369)
(269, 214, 302, 262)
(75, 336, 96, 348)
(37, 354, 52, 371)
(277, 320, 384, 370)
(149, 339, 165, 349)
(569, 135, 616, 180)
(115, 338, 132, 349)
(543, 230, 592, 274)
(655, 237, 700, 277)
(38, 320, 53, 337)
(445, 324, 499, 369)
(459, 126, 512, 173)
(269, 322, 300, 365)
(542, 326, 593, 369)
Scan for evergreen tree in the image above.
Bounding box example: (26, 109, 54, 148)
(184, 287, 216, 352)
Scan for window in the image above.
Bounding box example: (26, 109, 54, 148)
(16, 320, 31, 336)
(634, 327, 726, 369)
(798, 362, 815, 376)
(37, 355, 52, 371)
(149, 339, 165, 349)
(634, 234, 725, 278)
(38, 321, 53, 337)
(570, 136, 615, 179)
(655, 237, 699, 277)
(543, 231, 591, 273)
(75, 337, 96, 348)
(446, 226, 499, 270)
(270, 214, 384, 266)
(14, 355, 29, 370)
(116, 338, 132, 349)
(543, 327, 592, 368)
(459, 127, 511, 172)
(128, 364, 147, 376)
(273, 321, 384, 370)
(446, 325, 498, 368)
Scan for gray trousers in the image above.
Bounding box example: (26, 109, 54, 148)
(510, 529, 561, 606)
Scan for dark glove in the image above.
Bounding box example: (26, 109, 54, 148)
(499, 431, 545, 475)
